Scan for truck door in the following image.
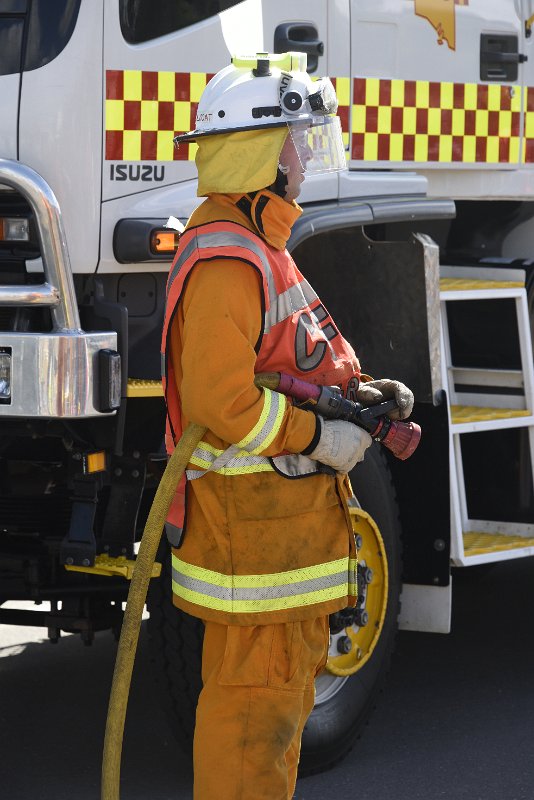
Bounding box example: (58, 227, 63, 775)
(100, 0, 337, 270)
(17, 1, 101, 274)
(350, 0, 524, 171)
(103, 0, 329, 202)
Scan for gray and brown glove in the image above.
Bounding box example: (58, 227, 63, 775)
(356, 378, 414, 420)
(305, 417, 372, 473)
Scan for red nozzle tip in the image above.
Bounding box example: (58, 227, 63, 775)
(382, 421, 422, 460)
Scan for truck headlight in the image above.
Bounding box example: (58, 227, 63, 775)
(0, 350, 11, 401)
(0, 217, 29, 242)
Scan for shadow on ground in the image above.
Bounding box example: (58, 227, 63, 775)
(1, 557, 533, 800)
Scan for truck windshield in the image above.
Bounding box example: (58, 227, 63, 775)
(0, 0, 81, 77)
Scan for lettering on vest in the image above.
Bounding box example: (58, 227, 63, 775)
(346, 376, 360, 402)
(295, 303, 338, 372)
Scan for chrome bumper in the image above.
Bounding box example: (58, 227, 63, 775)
(0, 159, 118, 418)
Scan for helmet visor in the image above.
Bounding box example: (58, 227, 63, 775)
(288, 116, 347, 175)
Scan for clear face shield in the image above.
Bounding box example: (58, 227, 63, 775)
(287, 116, 347, 176)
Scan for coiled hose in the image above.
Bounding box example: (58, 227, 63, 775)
(101, 422, 206, 800)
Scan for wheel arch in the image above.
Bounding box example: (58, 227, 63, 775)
(290, 203, 452, 601)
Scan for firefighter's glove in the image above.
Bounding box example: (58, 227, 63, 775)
(308, 417, 372, 473)
(356, 379, 414, 420)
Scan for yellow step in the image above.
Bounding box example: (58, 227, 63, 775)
(464, 532, 534, 557)
(440, 278, 524, 292)
(127, 379, 163, 398)
(451, 405, 531, 424)
(65, 554, 162, 580)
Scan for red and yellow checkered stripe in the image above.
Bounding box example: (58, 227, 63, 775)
(352, 77, 522, 164)
(329, 77, 351, 151)
(524, 87, 534, 163)
(105, 70, 213, 161)
(105, 70, 353, 162)
(105, 69, 534, 166)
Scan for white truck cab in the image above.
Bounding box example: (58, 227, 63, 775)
(1, 0, 533, 773)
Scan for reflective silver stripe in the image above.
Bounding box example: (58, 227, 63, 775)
(264, 280, 319, 331)
(168, 230, 277, 313)
(167, 234, 200, 294)
(172, 565, 348, 601)
(187, 451, 322, 479)
(236, 389, 285, 455)
(187, 449, 273, 480)
(271, 454, 323, 477)
(208, 444, 240, 470)
(166, 230, 322, 339)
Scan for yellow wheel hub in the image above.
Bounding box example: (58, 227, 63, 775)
(325, 506, 389, 677)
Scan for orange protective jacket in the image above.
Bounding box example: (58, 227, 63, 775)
(161, 190, 361, 625)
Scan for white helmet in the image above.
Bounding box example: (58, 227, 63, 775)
(174, 52, 347, 176)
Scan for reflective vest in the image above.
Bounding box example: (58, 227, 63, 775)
(161, 219, 360, 623)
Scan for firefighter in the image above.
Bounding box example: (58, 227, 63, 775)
(161, 52, 413, 799)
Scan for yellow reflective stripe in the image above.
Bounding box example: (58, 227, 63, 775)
(236, 389, 286, 455)
(187, 463, 274, 477)
(172, 554, 348, 589)
(189, 441, 224, 468)
(189, 454, 212, 469)
(349, 557, 358, 594)
(188, 439, 275, 476)
(195, 441, 223, 456)
(236, 388, 273, 449)
(172, 554, 352, 612)
(172, 581, 347, 613)
(217, 463, 273, 475)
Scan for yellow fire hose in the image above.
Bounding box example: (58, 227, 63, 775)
(102, 376, 272, 798)
(101, 421, 206, 800)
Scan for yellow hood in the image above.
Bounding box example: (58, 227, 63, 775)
(195, 127, 288, 197)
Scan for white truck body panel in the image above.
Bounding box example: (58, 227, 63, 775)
(19, 1, 103, 276)
(8, 1, 534, 636)
(352, 0, 521, 85)
(399, 583, 452, 634)
(0, 73, 19, 162)
(349, 0, 534, 204)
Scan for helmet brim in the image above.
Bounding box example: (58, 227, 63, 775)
(173, 118, 313, 146)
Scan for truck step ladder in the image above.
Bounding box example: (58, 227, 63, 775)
(440, 266, 534, 565)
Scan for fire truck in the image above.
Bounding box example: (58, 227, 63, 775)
(2, 0, 534, 773)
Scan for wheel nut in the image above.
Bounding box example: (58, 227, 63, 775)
(363, 567, 373, 584)
(354, 609, 369, 627)
(355, 534, 363, 550)
(337, 635, 352, 654)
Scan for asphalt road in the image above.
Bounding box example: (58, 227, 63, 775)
(1, 557, 533, 800)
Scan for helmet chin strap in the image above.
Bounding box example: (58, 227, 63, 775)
(270, 163, 290, 198)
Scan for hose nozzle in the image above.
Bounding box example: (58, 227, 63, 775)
(378, 418, 422, 461)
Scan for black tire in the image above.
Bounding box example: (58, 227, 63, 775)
(299, 445, 402, 774)
(147, 553, 203, 754)
(147, 445, 402, 769)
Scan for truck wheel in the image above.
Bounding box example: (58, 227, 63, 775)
(147, 554, 204, 752)
(299, 446, 402, 774)
(147, 446, 402, 770)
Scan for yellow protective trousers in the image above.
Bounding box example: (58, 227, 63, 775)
(193, 616, 330, 800)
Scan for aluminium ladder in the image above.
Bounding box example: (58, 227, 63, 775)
(440, 265, 534, 565)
